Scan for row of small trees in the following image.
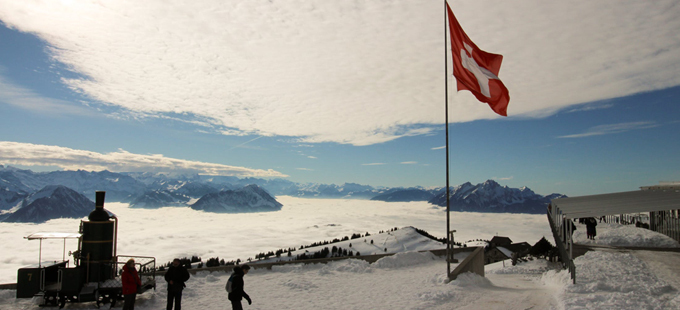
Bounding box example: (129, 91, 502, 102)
(157, 256, 242, 271)
(295, 246, 360, 261)
(159, 227, 412, 270)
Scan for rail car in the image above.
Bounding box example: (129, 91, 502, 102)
(16, 191, 156, 308)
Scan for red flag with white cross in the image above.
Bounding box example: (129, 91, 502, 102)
(446, 3, 510, 116)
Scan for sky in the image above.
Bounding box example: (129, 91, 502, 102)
(1, 0, 679, 197)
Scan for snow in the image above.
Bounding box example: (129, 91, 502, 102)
(1, 198, 680, 309)
(573, 222, 680, 248)
(2, 249, 680, 309)
(542, 251, 680, 309)
(496, 246, 513, 258)
(257, 227, 446, 263)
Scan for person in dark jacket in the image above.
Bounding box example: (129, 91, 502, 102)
(227, 265, 251, 310)
(122, 259, 142, 310)
(586, 217, 598, 240)
(164, 258, 191, 310)
(562, 218, 576, 243)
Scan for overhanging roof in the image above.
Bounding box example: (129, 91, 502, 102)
(25, 232, 81, 240)
(551, 189, 680, 218)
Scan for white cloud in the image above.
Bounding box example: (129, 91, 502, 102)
(566, 103, 615, 113)
(307, 156, 317, 159)
(558, 121, 658, 138)
(431, 146, 446, 150)
(0, 197, 552, 285)
(296, 168, 313, 171)
(228, 136, 264, 150)
(0, 74, 94, 116)
(1, 1, 679, 145)
(0, 141, 286, 177)
(493, 176, 514, 181)
(401, 161, 417, 165)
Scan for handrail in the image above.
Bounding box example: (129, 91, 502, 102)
(547, 208, 576, 283)
(448, 246, 484, 281)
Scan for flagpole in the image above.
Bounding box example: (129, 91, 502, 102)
(444, 0, 452, 279)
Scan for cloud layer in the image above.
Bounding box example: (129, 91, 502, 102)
(0, 141, 286, 177)
(558, 121, 658, 138)
(0, 197, 552, 283)
(1, 0, 679, 145)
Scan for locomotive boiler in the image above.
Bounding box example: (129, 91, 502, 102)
(17, 191, 156, 308)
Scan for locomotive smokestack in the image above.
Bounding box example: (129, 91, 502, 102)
(88, 191, 110, 221)
(95, 191, 105, 209)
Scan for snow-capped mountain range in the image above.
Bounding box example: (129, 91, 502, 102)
(428, 180, 566, 214)
(0, 185, 94, 223)
(0, 165, 564, 222)
(191, 184, 283, 213)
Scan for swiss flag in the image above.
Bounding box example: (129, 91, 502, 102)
(447, 3, 509, 116)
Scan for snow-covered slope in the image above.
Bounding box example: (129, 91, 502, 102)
(255, 226, 446, 263)
(574, 222, 680, 248)
(429, 180, 566, 214)
(129, 190, 190, 208)
(191, 184, 283, 213)
(1, 185, 94, 223)
(4, 248, 678, 310)
(0, 187, 27, 211)
(370, 188, 437, 202)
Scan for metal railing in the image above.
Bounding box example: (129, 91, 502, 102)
(114, 255, 156, 291)
(547, 208, 576, 283)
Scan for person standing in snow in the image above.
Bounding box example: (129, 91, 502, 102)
(227, 265, 252, 310)
(165, 258, 191, 310)
(562, 218, 576, 243)
(122, 259, 142, 310)
(586, 217, 598, 240)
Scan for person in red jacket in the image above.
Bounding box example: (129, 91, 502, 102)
(122, 258, 142, 310)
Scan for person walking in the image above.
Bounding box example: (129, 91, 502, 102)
(122, 259, 142, 310)
(586, 217, 598, 240)
(165, 258, 191, 310)
(227, 265, 252, 310)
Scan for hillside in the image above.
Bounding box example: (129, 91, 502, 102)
(370, 188, 437, 202)
(428, 180, 566, 214)
(0, 166, 565, 210)
(1, 185, 94, 223)
(254, 226, 446, 263)
(190, 184, 283, 213)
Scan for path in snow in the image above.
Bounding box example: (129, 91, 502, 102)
(632, 250, 680, 291)
(574, 243, 680, 292)
(430, 273, 558, 310)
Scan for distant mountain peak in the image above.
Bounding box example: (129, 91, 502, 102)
(190, 184, 282, 213)
(2, 185, 94, 223)
(429, 180, 564, 214)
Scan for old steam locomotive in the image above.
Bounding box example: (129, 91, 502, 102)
(17, 191, 156, 308)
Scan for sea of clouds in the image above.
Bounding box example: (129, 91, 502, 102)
(0, 196, 552, 284)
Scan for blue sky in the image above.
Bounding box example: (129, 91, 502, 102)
(1, 0, 679, 197)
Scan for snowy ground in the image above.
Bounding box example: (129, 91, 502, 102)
(0, 197, 552, 284)
(573, 221, 680, 248)
(2, 248, 680, 310)
(2, 200, 680, 309)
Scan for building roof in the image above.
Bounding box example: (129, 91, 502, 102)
(496, 247, 513, 258)
(490, 236, 512, 245)
(551, 187, 680, 218)
(505, 242, 531, 253)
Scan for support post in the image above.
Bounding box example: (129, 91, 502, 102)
(444, 0, 452, 279)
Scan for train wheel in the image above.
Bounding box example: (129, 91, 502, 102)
(45, 294, 58, 307)
(94, 289, 101, 309)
